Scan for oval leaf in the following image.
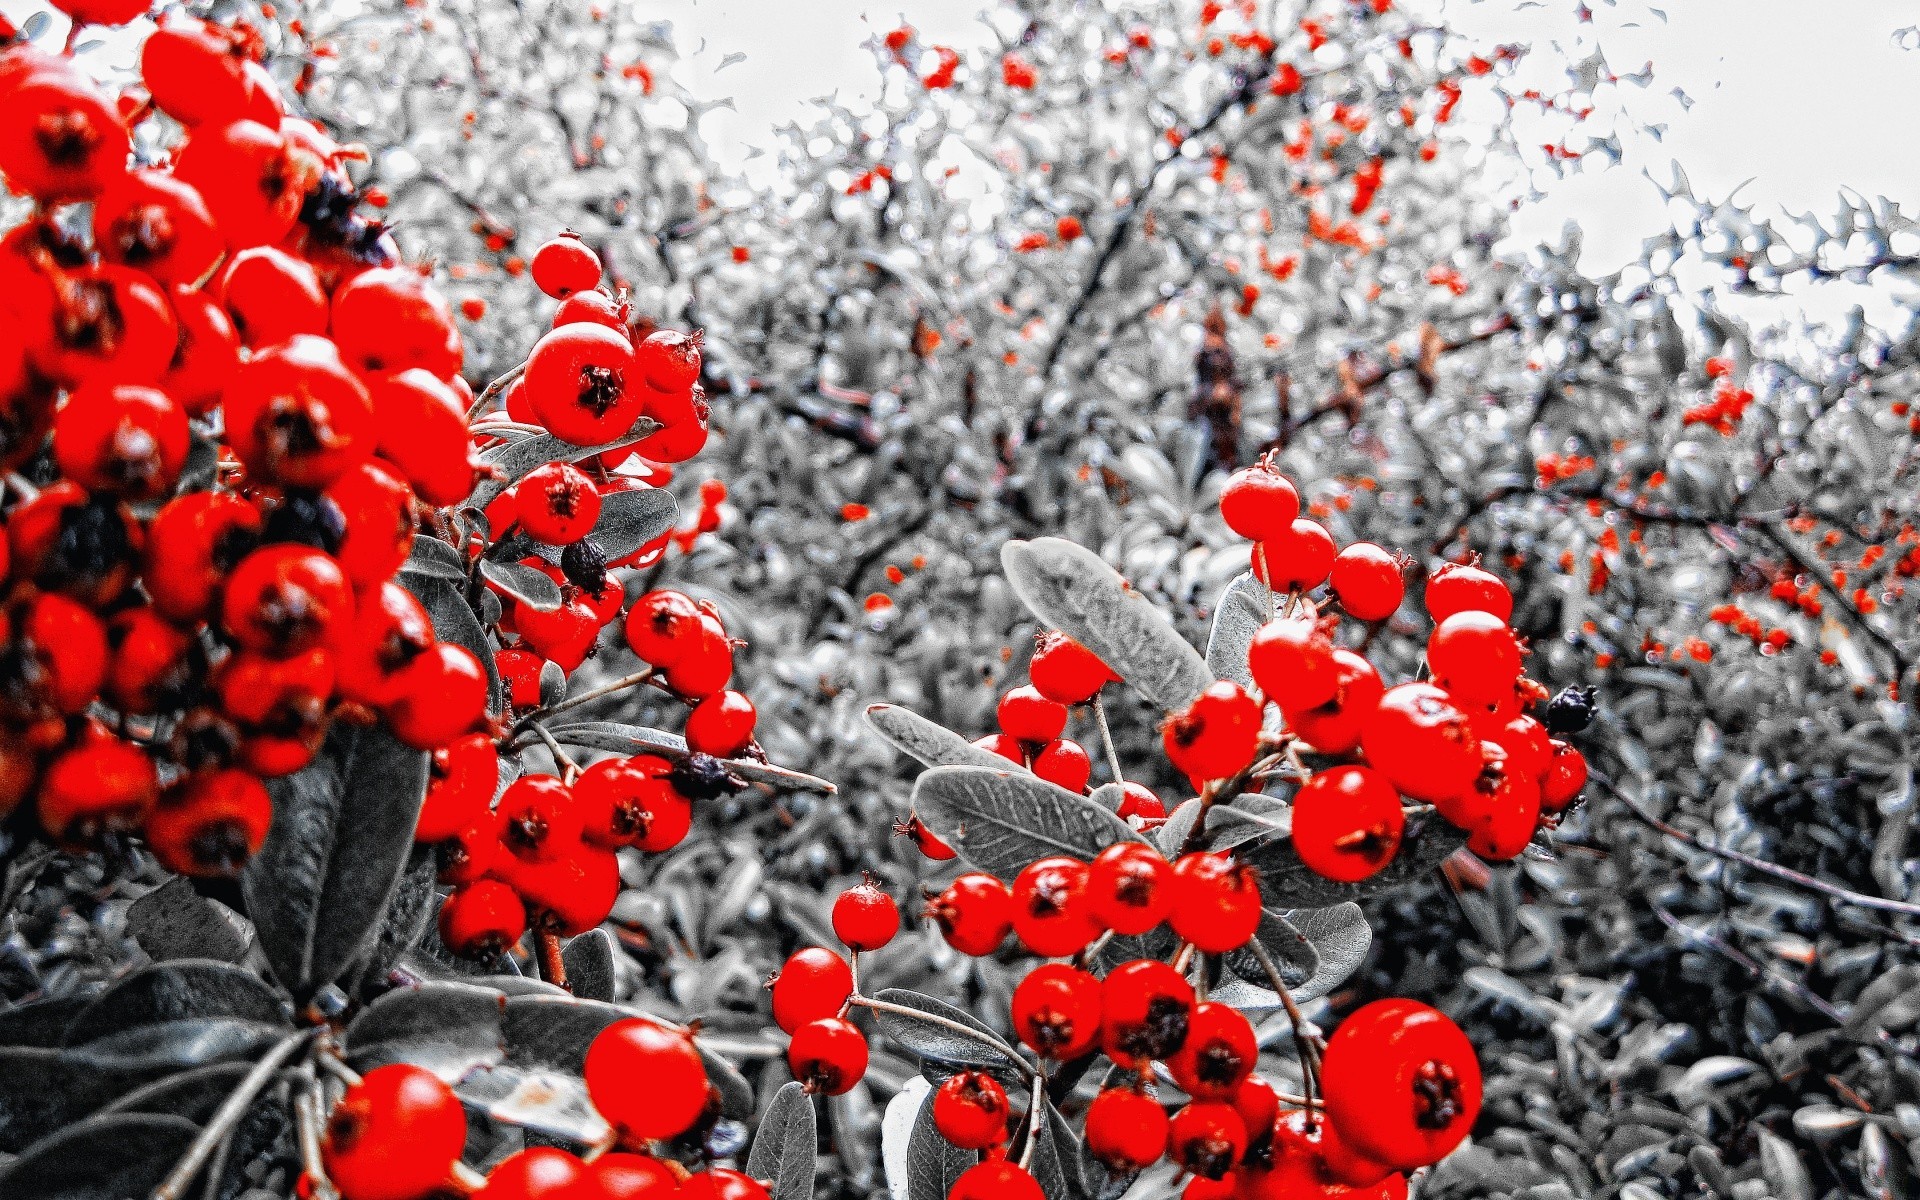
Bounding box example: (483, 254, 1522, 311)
(61, 960, 286, 1046)
(403, 535, 468, 581)
(746, 1081, 818, 1200)
(125, 878, 250, 965)
(865, 704, 1027, 772)
(1205, 572, 1270, 689)
(1241, 813, 1466, 910)
(480, 558, 564, 612)
(0, 1111, 198, 1200)
(344, 981, 509, 1083)
(473, 418, 663, 508)
(909, 766, 1145, 880)
(562, 930, 618, 1003)
(242, 725, 432, 998)
(546, 721, 835, 794)
(867, 989, 1019, 1075)
(1001, 538, 1212, 713)
(588, 486, 678, 563)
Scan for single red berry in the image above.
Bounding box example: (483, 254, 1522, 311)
(495, 775, 581, 863)
(1286, 647, 1382, 755)
(1167, 1003, 1258, 1101)
(329, 580, 434, 710)
(1085, 1086, 1170, 1172)
(52, 382, 189, 501)
(161, 285, 241, 416)
(949, 1155, 1044, 1200)
(474, 1147, 586, 1200)
(1168, 1102, 1248, 1180)
(1251, 519, 1337, 592)
(680, 1168, 771, 1200)
(325, 459, 418, 587)
(331, 266, 463, 381)
(1331, 542, 1407, 622)
(514, 461, 601, 544)
(322, 1064, 467, 1200)
(1487, 712, 1551, 783)
(1426, 611, 1521, 707)
(138, 17, 252, 126)
(1162, 681, 1262, 784)
(584, 1017, 708, 1140)
(142, 493, 258, 623)
(418, 733, 499, 844)
(1320, 998, 1481, 1170)
(1362, 683, 1481, 804)
(934, 1070, 1011, 1150)
(1087, 842, 1173, 935)
(172, 117, 317, 250)
(436, 816, 499, 886)
(925, 873, 1013, 956)
(1220, 463, 1300, 541)
(1030, 737, 1092, 793)
(1029, 631, 1117, 704)
(997, 684, 1068, 744)
(1424, 560, 1513, 623)
(1248, 616, 1339, 712)
(636, 329, 704, 392)
(1440, 742, 1541, 861)
(584, 1154, 678, 1198)
(514, 595, 600, 675)
(1540, 739, 1587, 812)
(217, 244, 327, 348)
(832, 875, 901, 951)
(496, 647, 545, 710)
(219, 544, 353, 656)
(1115, 781, 1167, 821)
(573, 754, 672, 849)
(144, 768, 272, 878)
(37, 727, 159, 850)
(1010, 963, 1102, 1059)
(1100, 959, 1194, 1066)
(1291, 765, 1405, 883)
(103, 605, 197, 715)
(369, 369, 482, 507)
(531, 234, 603, 299)
(629, 782, 693, 853)
(1011, 856, 1100, 957)
(92, 168, 222, 288)
(972, 732, 1025, 764)
(624, 589, 702, 666)
(1167, 852, 1262, 954)
(893, 813, 958, 861)
(553, 289, 629, 331)
(769, 947, 853, 1034)
(524, 322, 643, 446)
(1229, 1076, 1280, 1146)
(662, 613, 733, 698)
(385, 643, 489, 751)
(0, 69, 130, 204)
(788, 1016, 868, 1095)
(220, 334, 375, 488)
(438, 879, 527, 959)
(685, 689, 757, 758)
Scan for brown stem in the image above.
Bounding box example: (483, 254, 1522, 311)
(536, 929, 571, 990)
(1247, 938, 1323, 1127)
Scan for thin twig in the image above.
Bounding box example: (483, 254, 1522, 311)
(1017, 1061, 1049, 1170)
(153, 1030, 315, 1200)
(1091, 696, 1125, 785)
(516, 668, 657, 728)
(536, 929, 570, 991)
(1247, 939, 1322, 1126)
(530, 722, 581, 778)
(468, 358, 527, 423)
(293, 1070, 341, 1200)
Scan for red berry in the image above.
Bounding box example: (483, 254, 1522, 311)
(585, 1154, 678, 1198)
(1331, 542, 1407, 622)
(1426, 611, 1521, 707)
(636, 329, 704, 392)
(1162, 681, 1262, 784)
(0, 68, 129, 204)
(475, 1147, 586, 1200)
(524, 322, 643, 446)
(680, 1168, 771, 1200)
(623, 589, 702, 666)
(894, 813, 959, 861)
(325, 459, 418, 587)
(1168, 1102, 1247, 1180)
(925, 873, 1013, 956)
(103, 604, 196, 714)
(1320, 998, 1481, 1169)
(1101, 958, 1194, 1066)
(515, 595, 600, 674)
(770, 947, 853, 1033)
(1248, 617, 1338, 711)
(173, 118, 316, 250)
(832, 876, 901, 951)
(1115, 782, 1167, 821)
(933, 1071, 1011, 1150)
(1087, 842, 1172, 935)
(1030, 737, 1091, 793)
(573, 755, 671, 849)
(495, 647, 545, 710)
(1229, 1076, 1280, 1145)
(495, 775, 581, 863)
(553, 289, 629, 331)
(369, 369, 481, 507)
(1286, 648, 1382, 755)
(37, 727, 158, 850)
(217, 244, 327, 348)
(385, 643, 488, 751)
(1441, 742, 1540, 861)
(972, 732, 1024, 764)
(685, 689, 756, 758)
(145, 768, 272, 878)
(1220, 463, 1300, 541)
(1252, 519, 1336, 592)
(1011, 855, 1100, 957)
(161, 285, 241, 415)
(1167, 852, 1262, 954)
(331, 266, 463, 381)
(322, 1064, 466, 1200)
(438, 879, 527, 959)
(418, 733, 499, 843)
(436, 817, 498, 885)
(1166, 1003, 1257, 1101)
(531, 234, 602, 299)
(330, 581, 434, 709)
(584, 1017, 708, 1140)
(629, 783, 693, 853)
(515, 461, 601, 544)
(1291, 765, 1405, 883)
(1085, 1086, 1169, 1172)
(1029, 631, 1117, 704)
(1540, 739, 1587, 812)
(1424, 560, 1513, 623)
(949, 1156, 1044, 1200)
(91, 169, 221, 287)
(662, 614, 733, 698)
(997, 684, 1068, 744)
(221, 544, 353, 656)
(787, 1016, 868, 1095)
(1010, 963, 1102, 1059)
(221, 334, 374, 487)
(1362, 683, 1481, 804)
(139, 17, 252, 126)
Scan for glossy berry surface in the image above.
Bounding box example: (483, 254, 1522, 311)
(1320, 998, 1482, 1170)
(832, 876, 901, 951)
(933, 1070, 1011, 1149)
(322, 1064, 466, 1200)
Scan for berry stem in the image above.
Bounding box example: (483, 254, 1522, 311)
(152, 1029, 315, 1200)
(293, 1067, 342, 1200)
(468, 358, 528, 424)
(529, 721, 582, 777)
(1091, 696, 1124, 785)
(536, 928, 571, 991)
(514, 667, 657, 729)
(1245, 937, 1323, 1126)
(1016, 1061, 1049, 1170)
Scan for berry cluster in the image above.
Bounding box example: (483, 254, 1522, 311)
(0, 14, 490, 872)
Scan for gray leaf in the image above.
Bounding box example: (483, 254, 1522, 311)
(0, 1111, 198, 1200)
(1241, 813, 1466, 910)
(587, 486, 678, 562)
(480, 558, 563, 612)
(401, 573, 504, 715)
(1757, 1128, 1813, 1200)
(348, 846, 441, 999)
(562, 930, 618, 1002)
(472, 418, 663, 508)
(242, 725, 432, 998)
(1222, 910, 1317, 1005)
(1001, 538, 1212, 713)
(1205, 573, 1270, 688)
(126, 878, 250, 964)
(98, 1060, 253, 1122)
(1289, 903, 1372, 1003)
(865, 704, 1026, 771)
(909, 766, 1145, 880)
(344, 981, 509, 1083)
(906, 1085, 976, 1200)
(747, 1081, 818, 1200)
(61, 960, 287, 1046)
(867, 989, 1020, 1075)
(402, 535, 468, 582)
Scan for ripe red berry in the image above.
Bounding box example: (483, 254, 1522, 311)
(553, 289, 629, 331)
(515, 595, 600, 674)
(1252, 519, 1337, 592)
(1362, 683, 1481, 804)
(1320, 998, 1481, 1170)
(663, 614, 734, 698)
(51, 383, 188, 500)
(524, 322, 643, 446)
(217, 245, 328, 348)
(173, 118, 316, 250)
(1248, 616, 1339, 712)
(832, 876, 901, 951)
(894, 813, 958, 861)
(145, 768, 272, 878)
(925, 873, 1013, 956)
(1229, 1076, 1280, 1145)
(37, 727, 159, 850)
(1029, 631, 1117, 704)
(418, 734, 500, 843)
(933, 1071, 1011, 1149)
(1291, 765, 1406, 883)
(0, 69, 130, 204)
(325, 459, 418, 586)
(1427, 611, 1522, 707)
(515, 461, 601, 544)
(221, 334, 375, 487)
(531, 234, 602, 299)
(438, 879, 527, 959)
(1011, 856, 1101, 957)
(1167, 1003, 1258, 1100)
(1540, 739, 1587, 812)
(1030, 737, 1092, 793)
(972, 732, 1024, 764)
(495, 647, 545, 710)
(585, 1154, 679, 1198)
(997, 684, 1068, 744)
(770, 947, 854, 1033)
(1286, 647, 1382, 755)
(495, 775, 582, 863)
(1424, 560, 1513, 623)
(636, 329, 704, 392)
(103, 605, 196, 715)
(1168, 1102, 1248, 1180)
(1441, 742, 1541, 861)
(1162, 681, 1262, 784)
(1220, 463, 1300, 541)
(1167, 851, 1262, 954)
(322, 1064, 467, 1200)
(685, 689, 757, 758)
(385, 643, 489, 751)
(331, 266, 463, 381)
(680, 1168, 771, 1200)
(330, 581, 434, 709)
(1085, 1086, 1170, 1172)
(475, 1147, 586, 1200)
(949, 1155, 1044, 1200)
(91, 169, 222, 288)
(1331, 542, 1407, 622)
(1115, 781, 1167, 821)
(1101, 959, 1196, 1067)
(436, 817, 499, 886)
(624, 589, 702, 666)
(629, 782, 693, 853)
(572, 755, 671, 849)
(584, 1017, 708, 1140)
(787, 1016, 868, 1095)
(1086, 842, 1173, 935)
(1010, 963, 1102, 1059)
